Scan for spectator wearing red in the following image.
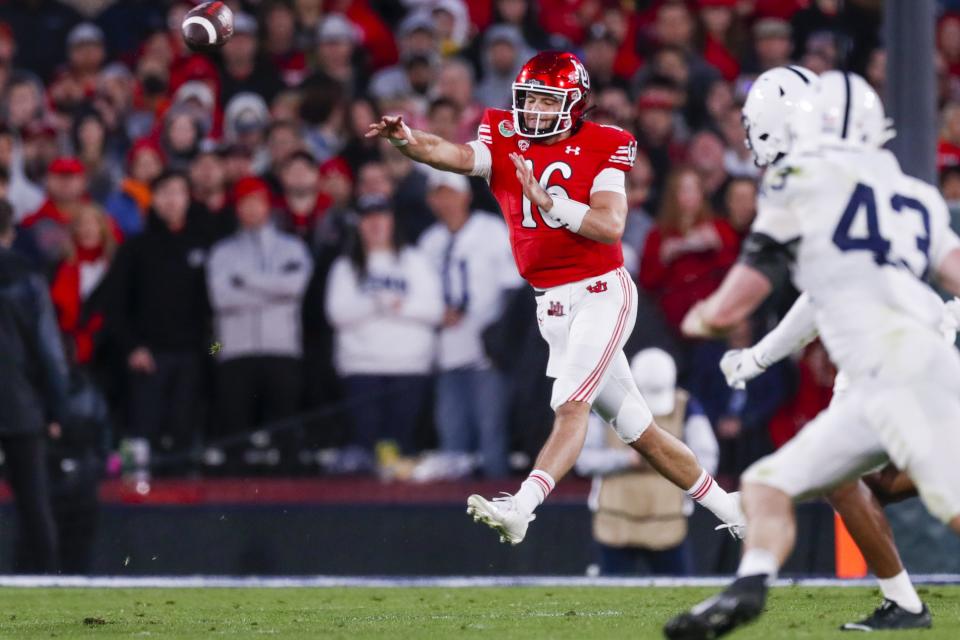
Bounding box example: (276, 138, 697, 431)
(696, 0, 744, 82)
(582, 24, 631, 93)
(634, 80, 688, 210)
(767, 342, 835, 450)
(0, 22, 16, 94)
(940, 14, 960, 80)
(19, 158, 121, 272)
(602, 5, 644, 81)
(539, 0, 599, 45)
(639, 166, 740, 332)
(939, 102, 960, 174)
(324, 0, 398, 70)
(275, 150, 327, 241)
(261, 0, 309, 87)
(50, 203, 117, 365)
(105, 138, 164, 238)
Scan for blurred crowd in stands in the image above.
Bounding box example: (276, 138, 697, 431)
(2, 0, 960, 494)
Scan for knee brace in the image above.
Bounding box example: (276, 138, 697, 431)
(610, 392, 653, 444)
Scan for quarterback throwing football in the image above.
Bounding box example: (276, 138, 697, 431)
(367, 52, 742, 544)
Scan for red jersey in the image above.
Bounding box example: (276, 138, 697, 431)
(477, 108, 637, 289)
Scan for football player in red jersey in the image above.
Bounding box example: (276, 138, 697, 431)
(367, 52, 743, 544)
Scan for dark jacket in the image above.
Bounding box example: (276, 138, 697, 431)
(0, 247, 69, 434)
(104, 209, 212, 356)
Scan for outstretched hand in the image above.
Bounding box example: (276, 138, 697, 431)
(509, 152, 552, 211)
(365, 115, 417, 146)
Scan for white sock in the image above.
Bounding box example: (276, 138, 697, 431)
(514, 469, 555, 516)
(877, 570, 923, 614)
(737, 548, 779, 580)
(686, 470, 741, 525)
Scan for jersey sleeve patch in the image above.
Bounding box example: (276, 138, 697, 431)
(608, 140, 637, 168)
(476, 108, 499, 148)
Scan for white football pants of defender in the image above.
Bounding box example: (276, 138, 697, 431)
(535, 266, 653, 443)
(742, 328, 960, 525)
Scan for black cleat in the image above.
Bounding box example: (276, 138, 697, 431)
(664, 575, 768, 640)
(841, 599, 932, 632)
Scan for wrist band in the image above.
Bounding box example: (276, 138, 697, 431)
(389, 137, 409, 147)
(548, 196, 589, 233)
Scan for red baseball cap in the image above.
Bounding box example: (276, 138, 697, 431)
(48, 157, 85, 175)
(233, 176, 270, 202)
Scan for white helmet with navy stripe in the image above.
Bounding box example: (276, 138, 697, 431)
(741, 65, 819, 166)
(817, 70, 895, 149)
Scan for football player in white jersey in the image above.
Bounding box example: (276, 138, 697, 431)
(718, 289, 960, 631)
(665, 68, 960, 639)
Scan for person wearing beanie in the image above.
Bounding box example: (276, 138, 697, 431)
(205, 175, 313, 470)
(104, 138, 165, 238)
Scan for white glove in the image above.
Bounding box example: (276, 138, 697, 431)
(719, 348, 767, 390)
(940, 297, 960, 344)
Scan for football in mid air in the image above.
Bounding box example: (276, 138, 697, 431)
(181, 1, 234, 52)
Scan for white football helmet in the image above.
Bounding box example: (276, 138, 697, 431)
(741, 65, 819, 166)
(816, 70, 894, 148)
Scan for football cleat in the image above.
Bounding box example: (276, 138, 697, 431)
(664, 575, 768, 640)
(840, 599, 931, 632)
(466, 493, 534, 545)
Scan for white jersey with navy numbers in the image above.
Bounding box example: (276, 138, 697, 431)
(752, 146, 960, 380)
(419, 211, 523, 370)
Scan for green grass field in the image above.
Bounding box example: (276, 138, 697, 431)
(0, 586, 957, 639)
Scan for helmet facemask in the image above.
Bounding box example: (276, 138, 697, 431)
(740, 66, 820, 167)
(512, 83, 583, 138)
(741, 112, 787, 167)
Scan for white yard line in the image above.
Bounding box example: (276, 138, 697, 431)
(0, 575, 957, 588)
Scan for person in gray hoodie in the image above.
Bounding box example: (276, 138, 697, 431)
(206, 176, 313, 466)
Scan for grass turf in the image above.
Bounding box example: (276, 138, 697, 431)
(0, 586, 956, 639)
